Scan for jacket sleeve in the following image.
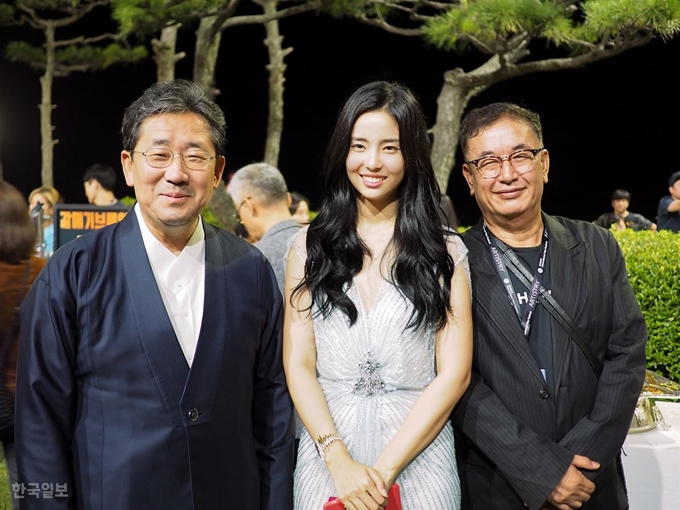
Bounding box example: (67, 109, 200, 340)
(453, 369, 574, 509)
(16, 263, 78, 510)
(557, 231, 647, 476)
(252, 257, 295, 510)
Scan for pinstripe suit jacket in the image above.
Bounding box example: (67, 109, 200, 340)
(452, 214, 647, 510)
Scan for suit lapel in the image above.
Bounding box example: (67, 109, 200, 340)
(181, 222, 227, 422)
(119, 212, 189, 426)
(466, 222, 546, 385)
(543, 214, 585, 388)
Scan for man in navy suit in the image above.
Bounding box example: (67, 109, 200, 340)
(452, 103, 647, 510)
(15, 80, 295, 509)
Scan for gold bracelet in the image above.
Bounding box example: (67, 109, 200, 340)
(314, 433, 342, 460)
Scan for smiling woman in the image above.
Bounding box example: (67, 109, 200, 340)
(346, 110, 404, 207)
(283, 80, 473, 510)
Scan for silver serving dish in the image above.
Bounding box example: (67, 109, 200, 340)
(630, 397, 657, 432)
(629, 396, 669, 433)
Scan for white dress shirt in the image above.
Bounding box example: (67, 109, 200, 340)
(134, 204, 205, 366)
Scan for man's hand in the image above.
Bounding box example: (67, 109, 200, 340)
(545, 455, 600, 509)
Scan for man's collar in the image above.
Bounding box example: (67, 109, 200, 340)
(258, 218, 301, 242)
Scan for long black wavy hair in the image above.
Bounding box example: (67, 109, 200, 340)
(295, 81, 456, 332)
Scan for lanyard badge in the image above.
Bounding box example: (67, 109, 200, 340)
(482, 224, 548, 336)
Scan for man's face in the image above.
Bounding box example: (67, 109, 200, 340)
(670, 180, 680, 200)
(612, 198, 629, 216)
(228, 190, 264, 241)
(121, 112, 224, 237)
(462, 117, 549, 225)
(83, 179, 97, 204)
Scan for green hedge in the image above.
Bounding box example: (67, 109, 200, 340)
(614, 230, 680, 381)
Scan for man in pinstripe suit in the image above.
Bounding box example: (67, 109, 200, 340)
(452, 103, 647, 510)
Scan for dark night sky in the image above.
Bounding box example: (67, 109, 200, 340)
(1, 11, 679, 228)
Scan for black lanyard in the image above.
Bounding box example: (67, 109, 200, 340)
(482, 224, 548, 336)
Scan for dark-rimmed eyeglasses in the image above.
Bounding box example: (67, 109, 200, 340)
(233, 200, 246, 223)
(466, 148, 544, 179)
(131, 148, 216, 171)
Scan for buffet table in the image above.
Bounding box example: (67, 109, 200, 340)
(622, 401, 680, 510)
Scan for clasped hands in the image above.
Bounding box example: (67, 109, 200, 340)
(326, 451, 391, 510)
(534, 454, 600, 510)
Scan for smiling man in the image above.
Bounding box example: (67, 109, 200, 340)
(451, 103, 647, 510)
(15, 80, 294, 510)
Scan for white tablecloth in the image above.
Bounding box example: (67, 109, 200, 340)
(622, 400, 680, 510)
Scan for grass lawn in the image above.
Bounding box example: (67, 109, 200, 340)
(0, 449, 14, 510)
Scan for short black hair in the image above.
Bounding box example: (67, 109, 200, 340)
(669, 171, 680, 187)
(610, 189, 630, 201)
(83, 163, 117, 191)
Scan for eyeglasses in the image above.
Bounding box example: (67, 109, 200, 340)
(233, 200, 246, 223)
(131, 148, 216, 171)
(466, 148, 544, 179)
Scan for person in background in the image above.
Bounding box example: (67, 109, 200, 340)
(657, 171, 680, 232)
(15, 79, 294, 510)
(0, 181, 48, 510)
(82, 163, 120, 206)
(284, 80, 472, 510)
(228, 162, 304, 465)
(289, 191, 311, 224)
(593, 189, 656, 231)
(453, 102, 647, 510)
(27, 185, 62, 258)
(228, 162, 302, 295)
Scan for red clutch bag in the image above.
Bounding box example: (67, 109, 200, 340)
(323, 484, 402, 510)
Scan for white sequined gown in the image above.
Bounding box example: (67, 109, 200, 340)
(291, 229, 468, 510)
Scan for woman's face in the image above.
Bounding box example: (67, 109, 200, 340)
(345, 110, 404, 208)
(292, 200, 310, 223)
(29, 193, 53, 215)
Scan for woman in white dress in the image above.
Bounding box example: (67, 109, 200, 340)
(283, 81, 472, 510)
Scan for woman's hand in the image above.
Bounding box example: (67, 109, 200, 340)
(372, 462, 396, 491)
(326, 447, 388, 510)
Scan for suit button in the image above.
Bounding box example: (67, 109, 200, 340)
(539, 389, 549, 399)
(188, 408, 199, 422)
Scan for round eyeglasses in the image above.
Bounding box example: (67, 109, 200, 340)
(131, 148, 216, 171)
(466, 148, 544, 179)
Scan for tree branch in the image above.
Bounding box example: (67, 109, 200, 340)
(54, 64, 91, 77)
(355, 14, 422, 36)
(463, 33, 655, 91)
(54, 33, 119, 48)
(19, 0, 110, 29)
(222, 1, 323, 29)
(514, 36, 654, 75)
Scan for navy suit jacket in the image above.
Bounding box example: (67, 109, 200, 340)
(453, 214, 647, 510)
(16, 211, 295, 510)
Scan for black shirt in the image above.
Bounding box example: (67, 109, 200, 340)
(508, 245, 554, 392)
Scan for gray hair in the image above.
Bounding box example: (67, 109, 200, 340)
(229, 162, 289, 206)
(121, 79, 227, 155)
